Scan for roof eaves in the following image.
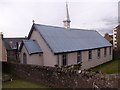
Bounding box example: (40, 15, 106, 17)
(54, 45, 112, 55)
(29, 52, 43, 55)
(28, 24, 35, 39)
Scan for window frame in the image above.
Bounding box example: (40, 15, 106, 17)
(88, 50, 92, 60)
(104, 47, 107, 57)
(109, 47, 112, 55)
(97, 48, 101, 58)
(23, 53, 27, 64)
(77, 51, 82, 64)
(62, 54, 68, 66)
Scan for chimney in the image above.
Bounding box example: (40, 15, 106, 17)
(25, 36, 28, 40)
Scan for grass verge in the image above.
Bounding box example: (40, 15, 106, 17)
(2, 79, 48, 88)
(91, 59, 120, 74)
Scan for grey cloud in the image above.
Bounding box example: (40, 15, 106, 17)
(118, 1, 120, 23)
(102, 17, 117, 26)
(96, 27, 113, 35)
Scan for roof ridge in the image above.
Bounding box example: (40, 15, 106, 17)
(34, 23, 64, 29)
(70, 28, 96, 32)
(34, 23, 96, 31)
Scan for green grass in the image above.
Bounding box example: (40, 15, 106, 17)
(2, 73, 10, 77)
(2, 80, 48, 88)
(91, 59, 120, 74)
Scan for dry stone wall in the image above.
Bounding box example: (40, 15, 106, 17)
(2, 62, 119, 89)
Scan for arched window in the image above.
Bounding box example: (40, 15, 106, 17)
(23, 53, 27, 64)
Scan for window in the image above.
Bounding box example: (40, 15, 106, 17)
(62, 54, 67, 66)
(77, 52, 82, 64)
(97, 49, 101, 58)
(23, 53, 27, 64)
(104, 47, 107, 57)
(88, 50, 92, 60)
(109, 47, 111, 55)
(57, 55, 59, 66)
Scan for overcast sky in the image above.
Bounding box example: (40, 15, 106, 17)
(0, 0, 119, 37)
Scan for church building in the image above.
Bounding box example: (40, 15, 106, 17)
(19, 2, 112, 69)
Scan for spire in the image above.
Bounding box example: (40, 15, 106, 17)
(63, 1, 71, 28)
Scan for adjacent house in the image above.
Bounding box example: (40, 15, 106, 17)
(104, 33, 113, 44)
(113, 25, 120, 50)
(113, 25, 120, 59)
(0, 32, 24, 62)
(0, 32, 7, 62)
(19, 2, 112, 69)
(4, 38, 25, 62)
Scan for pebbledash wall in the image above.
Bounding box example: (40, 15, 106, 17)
(20, 30, 112, 69)
(20, 45, 44, 65)
(58, 47, 112, 69)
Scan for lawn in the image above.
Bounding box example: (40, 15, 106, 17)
(91, 59, 120, 74)
(2, 73, 51, 89)
(2, 80, 48, 88)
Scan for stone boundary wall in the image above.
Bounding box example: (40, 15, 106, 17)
(2, 62, 119, 88)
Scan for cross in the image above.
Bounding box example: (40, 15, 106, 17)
(32, 20, 35, 24)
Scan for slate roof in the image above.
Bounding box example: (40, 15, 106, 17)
(29, 24, 112, 54)
(3, 38, 25, 50)
(23, 40, 43, 55)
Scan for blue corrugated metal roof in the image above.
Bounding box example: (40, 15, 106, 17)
(23, 40, 42, 55)
(34, 24, 112, 54)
